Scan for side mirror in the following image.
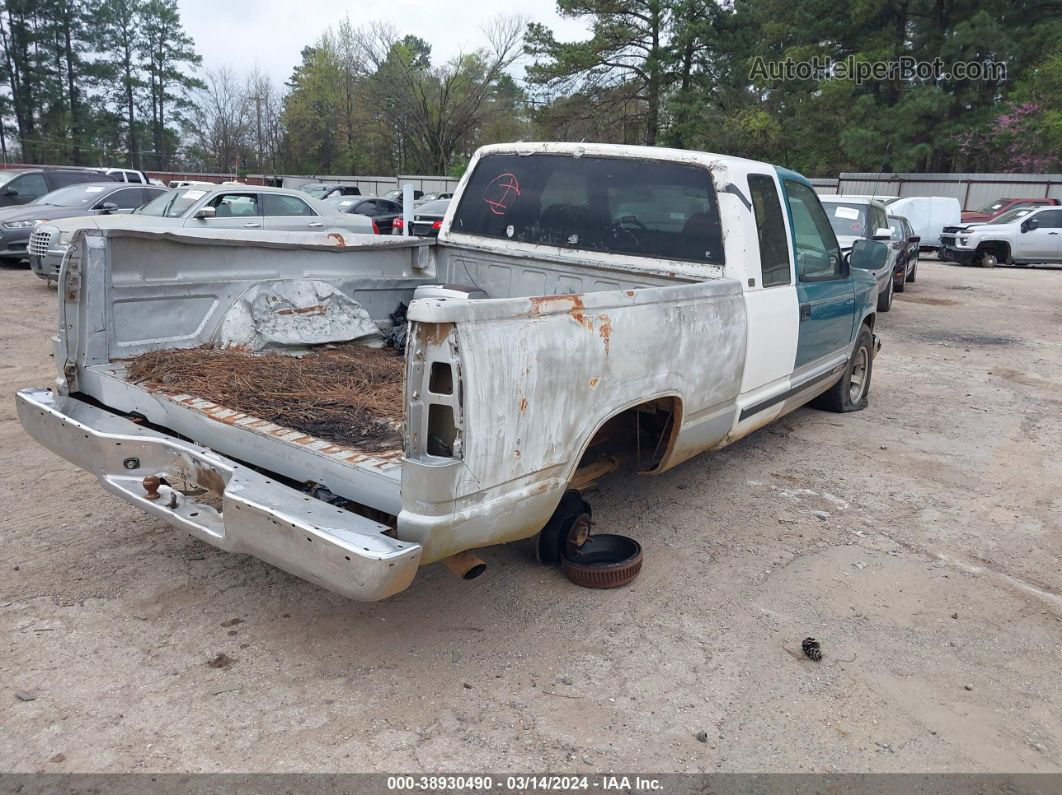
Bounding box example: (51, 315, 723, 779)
(849, 238, 889, 271)
(908, 235, 920, 243)
(97, 202, 119, 214)
(193, 206, 216, 220)
(3, 188, 17, 197)
(1021, 218, 1038, 232)
(872, 227, 892, 241)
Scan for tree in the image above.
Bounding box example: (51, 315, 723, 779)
(0, 0, 45, 161)
(526, 0, 676, 145)
(139, 0, 203, 168)
(354, 16, 528, 173)
(95, 0, 145, 168)
(188, 66, 250, 173)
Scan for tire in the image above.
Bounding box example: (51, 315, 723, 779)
(877, 276, 893, 312)
(894, 270, 906, 292)
(906, 262, 917, 283)
(810, 326, 874, 413)
(980, 252, 997, 268)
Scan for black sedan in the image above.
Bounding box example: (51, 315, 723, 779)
(887, 214, 920, 291)
(392, 198, 450, 237)
(0, 182, 167, 263)
(325, 196, 403, 234)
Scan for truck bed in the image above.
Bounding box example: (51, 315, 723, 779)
(76, 360, 404, 515)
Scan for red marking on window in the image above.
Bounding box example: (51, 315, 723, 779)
(483, 172, 521, 216)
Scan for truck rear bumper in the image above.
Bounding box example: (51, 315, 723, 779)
(16, 387, 422, 600)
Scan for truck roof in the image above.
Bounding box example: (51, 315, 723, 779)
(472, 141, 790, 176)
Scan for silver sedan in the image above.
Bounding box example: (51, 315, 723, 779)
(29, 184, 374, 282)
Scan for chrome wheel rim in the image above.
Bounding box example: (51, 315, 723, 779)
(849, 346, 869, 403)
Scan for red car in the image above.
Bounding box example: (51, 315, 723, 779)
(961, 197, 1059, 223)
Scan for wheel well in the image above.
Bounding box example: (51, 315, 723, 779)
(863, 313, 875, 332)
(571, 396, 683, 484)
(976, 240, 1010, 262)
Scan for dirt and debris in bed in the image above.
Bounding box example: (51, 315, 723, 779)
(125, 344, 404, 451)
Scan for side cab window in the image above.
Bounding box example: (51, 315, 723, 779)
(747, 173, 792, 287)
(784, 180, 844, 282)
(209, 192, 261, 217)
(8, 172, 47, 200)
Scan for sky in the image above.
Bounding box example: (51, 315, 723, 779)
(176, 0, 590, 87)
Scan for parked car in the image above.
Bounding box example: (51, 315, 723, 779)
(28, 184, 374, 281)
(95, 167, 152, 184)
(392, 198, 450, 237)
(167, 179, 215, 189)
(818, 195, 897, 311)
(324, 195, 402, 234)
(415, 192, 453, 205)
(298, 183, 361, 200)
(384, 188, 423, 202)
(887, 214, 920, 291)
(960, 197, 1059, 224)
(0, 167, 116, 209)
(0, 182, 167, 265)
(940, 206, 1062, 267)
(883, 196, 960, 251)
(16, 141, 888, 600)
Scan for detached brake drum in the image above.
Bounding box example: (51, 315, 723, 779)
(561, 534, 643, 589)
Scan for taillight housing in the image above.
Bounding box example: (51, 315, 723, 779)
(372, 219, 380, 235)
(431, 220, 442, 231)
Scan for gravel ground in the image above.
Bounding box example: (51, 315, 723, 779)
(1, 258, 1060, 773)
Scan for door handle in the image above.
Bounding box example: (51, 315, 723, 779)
(799, 304, 811, 321)
(307, 221, 324, 228)
(243, 222, 260, 228)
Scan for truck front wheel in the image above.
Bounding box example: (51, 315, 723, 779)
(810, 326, 874, 413)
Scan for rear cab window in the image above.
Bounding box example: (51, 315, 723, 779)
(451, 153, 724, 265)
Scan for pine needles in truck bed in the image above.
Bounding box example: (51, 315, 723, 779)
(125, 344, 405, 451)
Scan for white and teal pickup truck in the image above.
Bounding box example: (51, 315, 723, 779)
(16, 143, 888, 600)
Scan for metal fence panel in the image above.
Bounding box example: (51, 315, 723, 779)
(824, 173, 1062, 209)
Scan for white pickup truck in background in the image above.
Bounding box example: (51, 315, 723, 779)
(16, 143, 887, 600)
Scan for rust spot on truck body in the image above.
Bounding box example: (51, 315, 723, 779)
(528, 293, 593, 331)
(598, 315, 612, 354)
(328, 233, 346, 248)
(194, 465, 226, 498)
(419, 322, 454, 347)
(275, 305, 326, 316)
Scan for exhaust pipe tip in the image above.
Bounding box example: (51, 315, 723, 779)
(442, 551, 487, 580)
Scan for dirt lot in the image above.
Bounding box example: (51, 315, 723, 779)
(1, 259, 1060, 774)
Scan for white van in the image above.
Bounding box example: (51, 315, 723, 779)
(884, 196, 961, 250)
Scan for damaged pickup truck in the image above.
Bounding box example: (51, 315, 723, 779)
(16, 143, 888, 600)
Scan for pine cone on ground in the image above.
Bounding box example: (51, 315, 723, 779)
(802, 637, 822, 661)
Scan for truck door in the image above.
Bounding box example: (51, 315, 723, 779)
(738, 172, 799, 397)
(1015, 209, 1062, 261)
(781, 179, 856, 374)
